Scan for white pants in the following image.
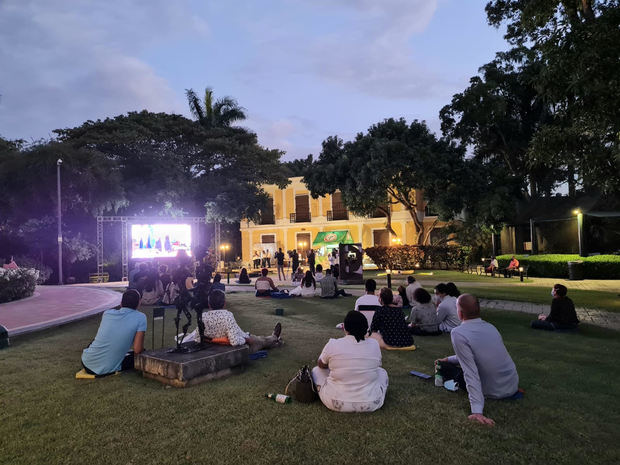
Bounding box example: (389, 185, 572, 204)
(311, 366, 388, 413)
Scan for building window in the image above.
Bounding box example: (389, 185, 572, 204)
(373, 229, 390, 246)
(259, 196, 275, 224)
(261, 234, 276, 244)
(294, 194, 311, 223)
(330, 191, 348, 221)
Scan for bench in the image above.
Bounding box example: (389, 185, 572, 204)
(89, 272, 109, 283)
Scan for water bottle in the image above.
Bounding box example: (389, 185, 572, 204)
(434, 362, 444, 387)
(265, 393, 291, 404)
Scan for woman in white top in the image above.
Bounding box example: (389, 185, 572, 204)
(290, 270, 317, 297)
(312, 311, 388, 413)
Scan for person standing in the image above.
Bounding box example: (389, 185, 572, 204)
(291, 249, 299, 279)
(253, 250, 261, 270)
(265, 249, 272, 268)
(436, 294, 519, 426)
(308, 249, 316, 274)
(275, 248, 286, 281)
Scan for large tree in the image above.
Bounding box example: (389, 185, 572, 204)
(305, 118, 470, 244)
(483, 0, 620, 196)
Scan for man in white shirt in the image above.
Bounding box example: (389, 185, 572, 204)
(405, 276, 422, 305)
(354, 279, 381, 310)
(434, 283, 460, 332)
(195, 290, 282, 353)
(436, 294, 519, 426)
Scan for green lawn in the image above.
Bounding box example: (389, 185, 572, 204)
(1, 294, 619, 465)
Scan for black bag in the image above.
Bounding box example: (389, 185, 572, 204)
(285, 365, 318, 403)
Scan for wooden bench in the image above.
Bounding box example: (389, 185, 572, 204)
(89, 272, 109, 283)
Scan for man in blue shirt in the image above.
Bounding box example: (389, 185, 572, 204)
(81, 289, 147, 376)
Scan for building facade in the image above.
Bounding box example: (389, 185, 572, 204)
(240, 177, 442, 266)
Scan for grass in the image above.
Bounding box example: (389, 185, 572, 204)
(2, 293, 620, 465)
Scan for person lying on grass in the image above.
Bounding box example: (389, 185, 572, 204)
(312, 310, 388, 413)
(81, 289, 146, 376)
(369, 287, 414, 349)
(435, 294, 519, 426)
(255, 268, 278, 296)
(531, 283, 579, 331)
(193, 290, 282, 353)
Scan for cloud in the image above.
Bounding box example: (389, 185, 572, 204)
(0, 0, 206, 141)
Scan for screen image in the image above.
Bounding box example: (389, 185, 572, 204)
(131, 224, 192, 259)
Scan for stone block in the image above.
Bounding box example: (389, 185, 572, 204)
(135, 343, 249, 387)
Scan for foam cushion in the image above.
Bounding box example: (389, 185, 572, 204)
(384, 344, 417, 351)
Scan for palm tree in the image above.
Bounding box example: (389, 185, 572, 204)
(185, 87, 246, 129)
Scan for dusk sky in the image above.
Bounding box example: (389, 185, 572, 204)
(0, 0, 508, 161)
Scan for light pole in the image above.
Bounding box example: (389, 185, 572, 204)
(573, 209, 585, 257)
(57, 159, 63, 285)
(219, 244, 230, 269)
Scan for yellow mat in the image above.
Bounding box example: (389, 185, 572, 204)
(385, 344, 416, 351)
(75, 369, 120, 379)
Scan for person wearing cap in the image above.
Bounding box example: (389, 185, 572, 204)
(81, 289, 147, 376)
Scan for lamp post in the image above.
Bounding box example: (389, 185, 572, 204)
(386, 268, 392, 289)
(219, 244, 230, 269)
(56, 159, 63, 285)
(519, 266, 524, 282)
(573, 210, 585, 257)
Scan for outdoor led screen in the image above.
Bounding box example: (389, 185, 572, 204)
(130, 224, 192, 258)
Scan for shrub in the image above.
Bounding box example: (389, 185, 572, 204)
(365, 245, 470, 270)
(496, 254, 620, 279)
(14, 256, 53, 284)
(0, 267, 39, 303)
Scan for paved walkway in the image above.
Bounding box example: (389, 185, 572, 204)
(0, 285, 121, 337)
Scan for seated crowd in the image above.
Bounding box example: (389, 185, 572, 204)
(83, 262, 584, 426)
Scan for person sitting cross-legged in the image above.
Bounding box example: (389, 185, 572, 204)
(409, 287, 441, 336)
(369, 288, 414, 349)
(531, 284, 579, 331)
(211, 273, 226, 292)
(80, 289, 146, 376)
(195, 290, 283, 353)
(435, 294, 520, 426)
(319, 268, 350, 298)
(255, 268, 278, 296)
(312, 311, 388, 413)
(291, 270, 317, 297)
(405, 275, 422, 306)
(236, 267, 251, 284)
(354, 279, 380, 310)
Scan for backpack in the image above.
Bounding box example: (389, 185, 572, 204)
(162, 281, 180, 305)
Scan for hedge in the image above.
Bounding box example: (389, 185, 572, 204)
(497, 254, 620, 279)
(0, 268, 39, 303)
(365, 245, 471, 270)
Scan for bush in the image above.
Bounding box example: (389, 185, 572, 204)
(496, 254, 620, 279)
(0, 267, 39, 303)
(365, 245, 471, 270)
(14, 256, 53, 284)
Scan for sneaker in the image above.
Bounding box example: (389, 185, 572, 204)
(272, 322, 282, 339)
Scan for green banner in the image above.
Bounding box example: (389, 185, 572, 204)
(312, 230, 354, 247)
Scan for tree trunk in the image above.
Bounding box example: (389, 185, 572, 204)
(406, 207, 425, 245)
(383, 209, 397, 236)
(422, 218, 439, 244)
(567, 164, 576, 197)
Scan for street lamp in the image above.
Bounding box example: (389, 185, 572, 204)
(386, 268, 392, 289)
(56, 159, 63, 285)
(573, 209, 585, 257)
(219, 244, 230, 267)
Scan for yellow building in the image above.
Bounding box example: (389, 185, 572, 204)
(240, 177, 442, 266)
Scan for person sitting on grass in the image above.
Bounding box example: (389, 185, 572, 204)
(531, 284, 579, 331)
(291, 270, 317, 297)
(195, 290, 282, 353)
(292, 267, 305, 284)
(319, 268, 350, 299)
(405, 275, 422, 305)
(255, 268, 278, 297)
(80, 289, 146, 376)
(434, 283, 460, 333)
(236, 267, 251, 284)
(397, 285, 410, 309)
(369, 288, 414, 349)
(312, 310, 388, 413)
(435, 294, 519, 426)
(211, 273, 225, 292)
(314, 264, 324, 280)
(354, 279, 380, 310)
(409, 287, 441, 335)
